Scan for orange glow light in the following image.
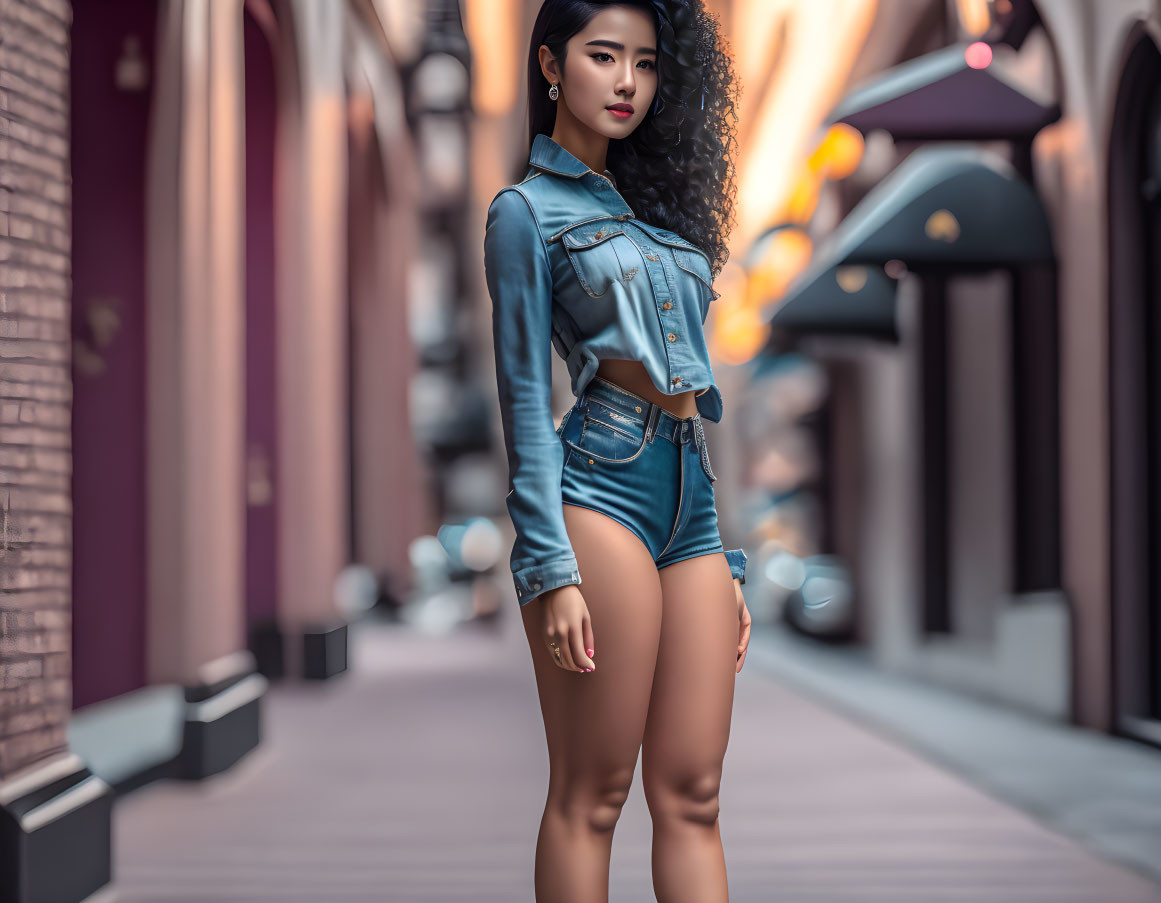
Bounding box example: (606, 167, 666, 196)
(955, 0, 992, 37)
(815, 123, 865, 180)
(750, 227, 814, 302)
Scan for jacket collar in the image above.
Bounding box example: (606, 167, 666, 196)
(529, 133, 617, 186)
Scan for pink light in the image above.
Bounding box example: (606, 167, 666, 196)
(965, 42, 993, 69)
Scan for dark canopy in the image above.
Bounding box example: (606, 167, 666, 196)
(766, 264, 900, 342)
(828, 43, 1060, 140)
(766, 145, 1053, 340)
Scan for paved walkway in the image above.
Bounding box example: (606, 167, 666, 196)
(93, 602, 1161, 902)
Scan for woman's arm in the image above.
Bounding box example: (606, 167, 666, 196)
(484, 187, 583, 606)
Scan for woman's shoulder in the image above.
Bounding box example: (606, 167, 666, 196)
(484, 182, 548, 257)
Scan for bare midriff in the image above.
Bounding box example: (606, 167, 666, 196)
(594, 358, 702, 420)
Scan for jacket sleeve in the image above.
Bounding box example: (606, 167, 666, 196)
(724, 548, 747, 584)
(484, 187, 582, 606)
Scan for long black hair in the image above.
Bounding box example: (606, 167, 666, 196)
(525, 0, 740, 277)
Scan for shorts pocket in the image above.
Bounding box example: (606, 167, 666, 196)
(563, 402, 648, 464)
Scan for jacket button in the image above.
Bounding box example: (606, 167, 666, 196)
(662, 301, 672, 310)
(533, 583, 541, 590)
(667, 333, 677, 342)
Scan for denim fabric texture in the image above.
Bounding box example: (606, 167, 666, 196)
(484, 134, 747, 606)
(559, 377, 747, 592)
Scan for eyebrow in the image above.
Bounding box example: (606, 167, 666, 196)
(584, 39, 657, 55)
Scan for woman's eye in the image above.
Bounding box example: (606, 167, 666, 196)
(590, 52, 655, 68)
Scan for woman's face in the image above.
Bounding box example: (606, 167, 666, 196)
(544, 6, 659, 139)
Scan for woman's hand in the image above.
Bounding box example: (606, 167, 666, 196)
(734, 578, 751, 673)
(540, 584, 597, 673)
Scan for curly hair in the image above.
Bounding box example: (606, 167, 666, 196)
(526, 0, 740, 278)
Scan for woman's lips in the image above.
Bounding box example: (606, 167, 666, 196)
(607, 104, 634, 120)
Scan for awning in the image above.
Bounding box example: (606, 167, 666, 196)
(765, 145, 1053, 339)
(817, 144, 1052, 268)
(766, 264, 900, 342)
(828, 42, 1060, 140)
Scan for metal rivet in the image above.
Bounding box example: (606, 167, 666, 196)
(672, 377, 681, 384)
(667, 333, 677, 342)
(588, 458, 594, 464)
(533, 583, 541, 590)
(662, 301, 672, 310)
(646, 254, 659, 261)
(635, 405, 642, 412)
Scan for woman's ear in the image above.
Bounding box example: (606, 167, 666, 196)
(538, 44, 561, 86)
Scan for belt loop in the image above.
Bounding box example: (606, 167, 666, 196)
(644, 403, 660, 443)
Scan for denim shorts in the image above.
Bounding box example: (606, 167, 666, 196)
(555, 375, 727, 572)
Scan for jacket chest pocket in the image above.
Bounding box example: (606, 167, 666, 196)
(560, 224, 643, 299)
(671, 246, 719, 321)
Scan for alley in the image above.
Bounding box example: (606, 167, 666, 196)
(97, 613, 1161, 903)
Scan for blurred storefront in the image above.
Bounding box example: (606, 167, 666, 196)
(751, 0, 1161, 750)
(1, 0, 462, 898)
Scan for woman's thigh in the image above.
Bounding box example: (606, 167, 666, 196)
(521, 503, 664, 792)
(640, 551, 737, 810)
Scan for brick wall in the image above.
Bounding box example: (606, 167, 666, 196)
(0, 0, 74, 782)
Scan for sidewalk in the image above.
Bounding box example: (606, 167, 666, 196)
(94, 602, 1161, 902)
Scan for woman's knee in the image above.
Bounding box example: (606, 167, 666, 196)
(642, 769, 722, 826)
(548, 766, 636, 832)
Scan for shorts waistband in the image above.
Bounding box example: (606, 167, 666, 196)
(580, 376, 701, 447)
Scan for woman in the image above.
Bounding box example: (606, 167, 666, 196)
(482, 1, 749, 899)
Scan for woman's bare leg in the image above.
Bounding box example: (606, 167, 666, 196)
(520, 503, 663, 903)
(641, 552, 738, 903)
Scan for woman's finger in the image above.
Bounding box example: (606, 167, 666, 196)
(736, 601, 752, 673)
(570, 621, 594, 672)
(736, 624, 750, 672)
(554, 621, 579, 671)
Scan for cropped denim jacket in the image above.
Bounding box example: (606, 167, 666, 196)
(484, 133, 747, 605)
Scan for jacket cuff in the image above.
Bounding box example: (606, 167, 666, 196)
(514, 556, 582, 606)
(724, 548, 747, 585)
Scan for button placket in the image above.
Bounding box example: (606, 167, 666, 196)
(624, 226, 680, 386)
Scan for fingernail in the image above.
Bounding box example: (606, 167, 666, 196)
(587, 648, 594, 656)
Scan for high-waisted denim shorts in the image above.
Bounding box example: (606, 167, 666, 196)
(555, 375, 726, 572)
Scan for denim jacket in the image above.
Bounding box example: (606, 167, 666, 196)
(484, 133, 747, 605)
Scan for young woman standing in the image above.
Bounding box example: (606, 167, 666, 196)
(483, 2, 749, 899)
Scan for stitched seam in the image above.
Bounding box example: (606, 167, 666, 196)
(586, 396, 645, 426)
(505, 185, 552, 272)
(549, 214, 632, 245)
(583, 414, 641, 443)
(660, 542, 723, 561)
(564, 426, 648, 464)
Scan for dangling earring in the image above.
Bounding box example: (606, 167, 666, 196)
(548, 82, 560, 101)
